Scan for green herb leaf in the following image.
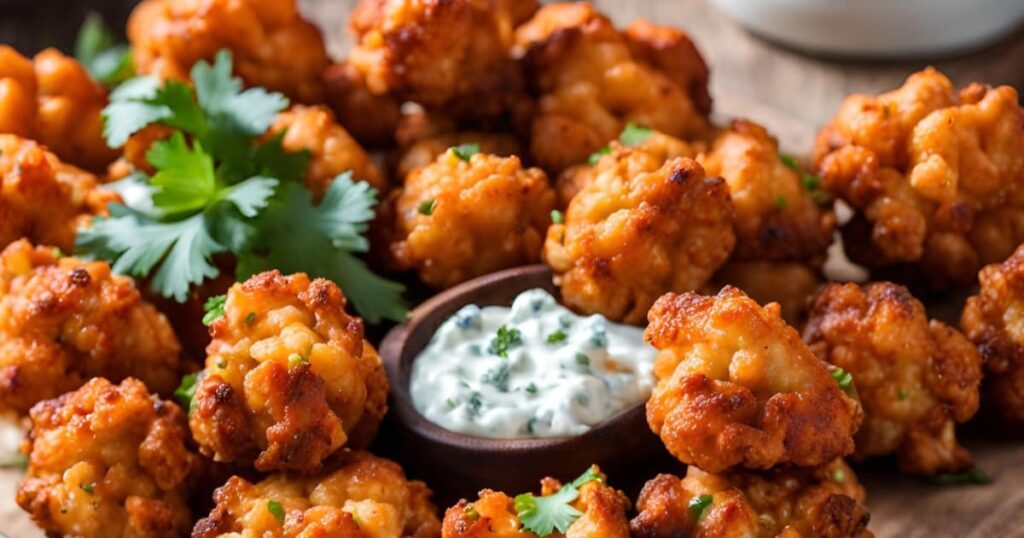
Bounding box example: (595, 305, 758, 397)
(779, 153, 800, 171)
(775, 195, 788, 211)
(924, 468, 991, 486)
(451, 143, 480, 161)
(619, 123, 652, 146)
(202, 295, 227, 326)
(832, 468, 845, 483)
(488, 325, 522, 358)
(898, 388, 909, 400)
(245, 312, 256, 325)
(80, 483, 95, 495)
(192, 49, 288, 147)
(546, 330, 567, 344)
(802, 173, 821, 191)
(569, 467, 603, 489)
(418, 199, 436, 216)
(75, 13, 134, 87)
(267, 500, 286, 524)
(688, 494, 713, 520)
(146, 132, 217, 216)
(831, 367, 854, 391)
(550, 210, 564, 224)
(587, 146, 611, 165)
(174, 372, 199, 412)
(514, 467, 603, 537)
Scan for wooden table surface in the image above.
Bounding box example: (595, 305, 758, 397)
(2, 1, 1024, 537)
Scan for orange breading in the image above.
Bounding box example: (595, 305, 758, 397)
(962, 244, 1024, 424)
(323, 60, 403, 148)
(396, 132, 522, 181)
(441, 467, 629, 538)
(128, 0, 329, 103)
(384, 150, 555, 289)
(193, 450, 441, 538)
(189, 271, 388, 473)
(17, 378, 197, 538)
(631, 460, 872, 538)
(515, 3, 709, 173)
(708, 260, 822, 326)
(645, 287, 862, 472)
(543, 155, 733, 325)
(814, 68, 1024, 288)
(0, 46, 117, 172)
(0, 240, 185, 415)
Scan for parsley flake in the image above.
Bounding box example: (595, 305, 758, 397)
(451, 143, 480, 161)
(898, 388, 909, 400)
(688, 494, 713, 520)
(515, 467, 602, 536)
(619, 123, 652, 146)
(245, 312, 256, 325)
(202, 295, 227, 326)
(832, 468, 845, 483)
(489, 325, 522, 358)
(174, 372, 200, 412)
(267, 500, 286, 523)
(418, 199, 436, 216)
(550, 210, 564, 224)
(779, 153, 800, 171)
(925, 468, 991, 486)
(80, 483, 95, 495)
(775, 195, 788, 211)
(831, 367, 854, 392)
(587, 146, 611, 165)
(547, 330, 567, 344)
(574, 353, 590, 367)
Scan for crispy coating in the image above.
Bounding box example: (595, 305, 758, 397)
(128, 0, 329, 103)
(0, 135, 117, 252)
(189, 271, 388, 473)
(192, 450, 440, 538)
(324, 61, 403, 148)
(17, 377, 197, 538)
(544, 155, 733, 324)
(0, 240, 184, 415)
(395, 132, 522, 181)
(515, 3, 709, 173)
(645, 287, 861, 472)
(0, 46, 117, 171)
(630, 460, 872, 538)
(349, 0, 536, 118)
(441, 466, 629, 538)
(622, 19, 712, 118)
(962, 244, 1024, 424)
(709, 260, 821, 326)
(270, 104, 387, 197)
(700, 120, 834, 262)
(814, 68, 1024, 288)
(805, 282, 981, 474)
(384, 150, 555, 289)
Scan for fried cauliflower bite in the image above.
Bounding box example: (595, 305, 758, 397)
(631, 460, 872, 538)
(270, 105, 387, 197)
(0, 240, 184, 415)
(0, 135, 117, 252)
(442, 467, 630, 538)
(128, 0, 329, 103)
(514, 3, 710, 173)
(645, 287, 861, 472)
(349, 0, 536, 118)
(193, 450, 440, 538)
(16, 377, 197, 538)
(962, 244, 1024, 424)
(544, 155, 733, 324)
(395, 132, 522, 181)
(708, 261, 821, 326)
(804, 282, 981, 474)
(814, 68, 1024, 288)
(324, 61, 403, 148)
(384, 150, 555, 289)
(189, 271, 388, 473)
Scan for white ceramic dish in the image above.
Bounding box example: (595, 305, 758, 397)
(711, 0, 1024, 57)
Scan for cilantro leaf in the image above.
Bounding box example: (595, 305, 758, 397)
(688, 494, 713, 520)
(587, 146, 611, 165)
(174, 372, 200, 412)
(620, 123, 652, 146)
(219, 176, 279, 218)
(202, 295, 227, 326)
(75, 13, 134, 87)
(451, 143, 480, 161)
(103, 78, 204, 147)
(267, 500, 286, 524)
(193, 50, 288, 139)
(569, 467, 603, 489)
(489, 325, 522, 358)
(515, 486, 582, 537)
(147, 133, 217, 216)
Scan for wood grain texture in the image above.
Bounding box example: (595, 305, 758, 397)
(0, 1, 1023, 537)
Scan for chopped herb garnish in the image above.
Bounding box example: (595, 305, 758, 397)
(779, 153, 800, 171)
(202, 294, 227, 326)
(619, 123, 652, 146)
(481, 363, 511, 392)
(515, 467, 602, 536)
(418, 199, 436, 216)
(245, 312, 256, 325)
(688, 494, 713, 520)
(52, 247, 64, 259)
(574, 353, 590, 367)
(80, 483, 95, 495)
(832, 468, 845, 483)
(489, 325, 522, 358)
(802, 173, 821, 190)
(525, 383, 538, 394)
(468, 393, 483, 416)
(898, 388, 909, 400)
(527, 417, 538, 434)
(451, 143, 480, 161)
(267, 500, 285, 523)
(75, 12, 134, 87)
(550, 210, 564, 224)
(287, 353, 307, 368)
(464, 505, 480, 520)
(587, 146, 611, 165)
(831, 367, 854, 391)
(924, 468, 991, 486)
(174, 372, 199, 412)
(547, 330, 567, 344)
(447, 398, 457, 409)
(775, 195, 788, 211)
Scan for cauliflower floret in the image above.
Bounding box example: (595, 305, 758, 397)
(441, 466, 629, 538)
(383, 150, 555, 289)
(193, 450, 440, 538)
(814, 68, 1024, 288)
(708, 260, 821, 326)
(128, 0, 329, 103)
(0, 47, 117, 172)
(544, 154, 733, 325)
(514, 3, 709, 173)
(189, 271, 388, 473)
(396, 132, 521, 182)
(961, 244, 1024, 424)
(16, 377, 197, 538)
(630, 460, 872, 538)
(323, 61, 403, 148)
(645, 287, 861, 472)
(0, 240, 185, 415)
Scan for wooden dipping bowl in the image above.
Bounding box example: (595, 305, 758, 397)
(378, 265, 671, 500)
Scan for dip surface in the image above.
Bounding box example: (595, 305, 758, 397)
(409, 289, 655, 438)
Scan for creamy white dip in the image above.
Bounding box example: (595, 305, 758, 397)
(409, 289, 655, 438)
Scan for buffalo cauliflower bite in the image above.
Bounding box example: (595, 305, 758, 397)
(270, 105, 387, 197)
(544, 155, 733, 325)
(814, 68, 1024, 288)
(514, 3, 709, 173)
(396, 132, 522, 182)
(349, 0, 536, 118)
(17, 377, 197, 538)
(384, 150, 555, 289)
(441, 467, 629, 538)
(192, 450, 441, 538)
(324, 61, 403, 148)
(804, 282, 981, 474)
(708, 261, 821, 326)
(0, 240, 184, 415)
(0, 135, 117, 252)
(0, 47, 117, 172)
(962, 244, 1024, 424)
(189, 271, 388, 473)
(630, 460, 872, 538)
(645, 287, 861, 472)
(128, 0, 329, 103)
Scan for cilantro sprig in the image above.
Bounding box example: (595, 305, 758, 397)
(514, 467, 603, 536)
(77, 50, 406, 323)
(75, 13, 134, 87)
